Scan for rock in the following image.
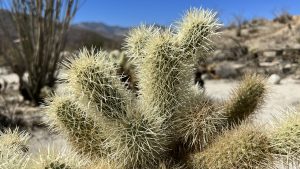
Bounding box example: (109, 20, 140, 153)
(0, 67, 9, 75)
(259, 61, 280, 67)
(263, 56, 275, 62)
(273, 13, 293, 24)
(240, 29, 249, 36)
(263, 51, 277, 57)
(202, 73, 210, 80)
(1, 73, 19, 91)
(214, 62, 244, 78)
(268, 74, 281, 84)
(212, 50, 226, 60)
(292, 70, 300, 80)
(282, 64, 292, 73)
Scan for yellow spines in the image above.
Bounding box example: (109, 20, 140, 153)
(124, 24, 159, 62)
(174, 93, 226, 151)
(0, 129, 30, 169)
(138, 30, 191, 119)
(223, 74, 267, 125)
(103, 105, 170, 169)
(176, 8, 220, 61)
(190, 125, 273, 169)
(45, 95, 107, 158)
(86, 158, 118, 169)
(270, 110, 300, 161)
(64, 48, 133, 119)
(29, 146, 89, 169)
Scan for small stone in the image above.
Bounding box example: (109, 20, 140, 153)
(202, 73, 210, 80)
(263, 51, 277, 57)
(268, 74, 281, 84)
(214, 61, 244, 78)
(282, 64, 292, 73)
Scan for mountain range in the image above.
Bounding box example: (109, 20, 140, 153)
(0, 9, 129, 51)
(73, 22, 129, 41)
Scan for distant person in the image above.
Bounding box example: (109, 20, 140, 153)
(194, 70, 205, 89)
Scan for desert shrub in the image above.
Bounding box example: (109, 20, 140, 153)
(0, 0, 79, 104)
(273, 12, 293, 24)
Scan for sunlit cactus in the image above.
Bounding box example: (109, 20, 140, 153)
(64, 49, 132, 119)
(45, 94, 108, 158)
(158, 160, 186, 169)
(124, 24, 159, 62)
(176, 8, 220, 61)
(173, 93, 226, 151)
(59, 49, 169, 168)
(223, 73, 267, 126)
(0, 129, 30, 169)
(85, 158, 118, 169)
(1, 7, 298, 169)
(29, 147, 89, 169)
(190, 124, 273, 169)
(270, 110, 300, 161)
(0, 128, 29, 152)
(44, 8, 223, 168)
(189, 109, 300, 169)
(173, 73, 267, 152)
(43, 8, 277, 169)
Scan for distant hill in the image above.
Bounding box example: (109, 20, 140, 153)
(0, 10, 127, 51)
(66, 25, 124, 50)
(73, 22, 130, 41)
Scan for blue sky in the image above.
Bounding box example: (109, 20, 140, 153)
(74, 0, 300, 27)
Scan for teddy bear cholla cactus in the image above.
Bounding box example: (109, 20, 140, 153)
(44, 8, 300, 169)
(0, 128, 115, 169)
(2, 8, 300, 169)
(46, 8, 223, 168)
(0, 129, 30, 169)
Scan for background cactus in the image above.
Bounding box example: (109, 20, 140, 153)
(0, 129, 30, 169)
(108, 50, 138, 92)
(1, 7, 300, 169)
(29, 147, 89, 169)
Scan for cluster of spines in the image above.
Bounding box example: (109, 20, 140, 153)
(45, 95, 107, 158)
(189, 109, 300, 169)
(0, 129, 117, 169)
(190, 124, 273, 169)
(50, 49, 170, 168)
(270, 110, 300, 161)
(0, 129, 30, 169)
